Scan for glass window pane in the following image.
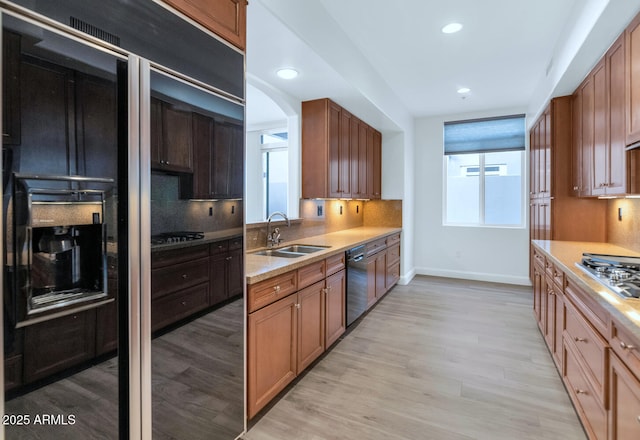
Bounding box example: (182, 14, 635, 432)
(484, 151, 523, 225)
(265, 150, 288, 215)
(446, 154, 480, 224)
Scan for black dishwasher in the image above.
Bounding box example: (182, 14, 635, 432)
(346, 245, 367, 326)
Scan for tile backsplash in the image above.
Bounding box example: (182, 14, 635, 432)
(607, 198, 640, 252)
(151, 173, 243, 234)
(245, 199, 402, 250)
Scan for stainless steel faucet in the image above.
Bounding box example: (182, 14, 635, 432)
(266, 211, 290, 247)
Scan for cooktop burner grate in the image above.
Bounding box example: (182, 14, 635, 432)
(151, 231, 205, 245)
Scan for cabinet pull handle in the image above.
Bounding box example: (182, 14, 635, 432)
(273, 285, 281, 294)
(181, 301, 187, 306)
(575, 337, 587, 343)
(182, 274, 188, 279)
(575, 389, 587, 395)
(620, 341, 636, 350)
(637, 415, 640, 424)
(295, 303, 300, 309)
(226, 256, 232, 261)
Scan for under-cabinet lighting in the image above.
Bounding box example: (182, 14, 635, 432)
(625, 195, 640, 199)
(597, 196, 618, 199)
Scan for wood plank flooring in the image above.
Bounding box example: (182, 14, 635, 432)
(243, 276, 586, 440)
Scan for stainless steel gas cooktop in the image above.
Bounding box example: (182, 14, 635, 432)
(577, 253, 640, 299)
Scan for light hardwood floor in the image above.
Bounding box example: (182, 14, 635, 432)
(243, 276, 587, 440)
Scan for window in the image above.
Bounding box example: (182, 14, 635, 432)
(260, 130, 288, 218)
(443, 115, 525, 227)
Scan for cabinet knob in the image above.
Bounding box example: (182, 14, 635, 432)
(181, 301, 187, 306)
(574, 337, 587, 343)
(273, 285, 281, 294)
(295, 303, 301, 309)
(573, 186, 579, 191)
(620, 341, 636, 350)
(182, 274, 188, 279)
(575, 389, 587, 395)
(226, 256, 232, 261)
(637, 415, 640, 425)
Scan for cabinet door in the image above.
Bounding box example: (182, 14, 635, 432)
(375, 251, 387, 298)
(162, 102, 193, 172)
(247, 294, 297, 419)
(580, 76, 595, 197)
(591, 60, 607, 196)
(357, 120, 368, 198)
(372, 129, 382, 199)
(297, 282, 325, 373)
(76, 72, 117, 186)
(161, 0, 247, 50)
(96, 296, 117, 356)
(626, 13, 640, 146)
(607, 34, 626, 194)
(338, 108, 351, 197)
(3, 30, 20, 145)
(610, 354, 640, 440)
(325, 269, 346, 347)
(532, 261, 545, 330)
(350, 116, 362, 197)
(19, 56, 74, 177)
(150, 97, 164, 168)
(328, 101, 342, 197)
(210, 253, 228, 305)
(530, 117, 540, 196)
(572, 89, 584, 196)
(544, 276, 557, 354)
(192, 112, 213, 198)
(228, 123, 244, 198)
(24, 310, 96, 383)
(366, 256, 377, 309)
(227, 247, 244, 299)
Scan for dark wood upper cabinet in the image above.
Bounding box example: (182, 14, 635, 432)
(3, 30, 21, 146)
(161, 0, 247, 51)
(151, 98, 193, 173)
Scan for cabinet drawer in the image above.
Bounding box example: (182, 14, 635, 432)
(4, 355, 22, 391)
(548, 262, 564, 288)
(151, 283, 209, 332)
(564, 298, 608, 405)
(386, 233, 400, 246)
(533, 248, 545, 269)
(297, 260, 326, 290)
(229, 236, 243, 250)
(387, 243, 400, 266)
(565, 278, 609, 335)
(151, 244, 209, 268)
(387, 262, 400, 287)
(365, 238, 387, 256)
(151, 257, 210, 299)
(610, 353, 640, 440)
(611, 319, 640, 375)
(210, 240, 229, 255)
(248, 270, 297, 313)
(325, 252, 345, 276)
(563, 340, 607, 440)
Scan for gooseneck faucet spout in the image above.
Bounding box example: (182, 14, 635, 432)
(266, 211, 290, 247)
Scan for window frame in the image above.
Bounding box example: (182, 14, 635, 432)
(442, 149, 526, 229)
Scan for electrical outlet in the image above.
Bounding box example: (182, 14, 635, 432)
(209, 207, 213, 216)
(618, 207, 623, 221)
(317, 205, 323, 216)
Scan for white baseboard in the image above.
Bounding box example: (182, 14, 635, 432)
(398, 268, 416, 285)
(414, 266, 532, 286)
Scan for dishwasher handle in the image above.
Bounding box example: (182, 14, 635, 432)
(350, 254, 364, 263)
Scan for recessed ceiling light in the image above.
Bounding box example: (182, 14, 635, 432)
(276, 68, 298, 79)
(442, 23, 463, 34)
(457, 87, 471, 94)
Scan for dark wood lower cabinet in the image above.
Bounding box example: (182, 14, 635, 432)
(23, 309, 96, 383)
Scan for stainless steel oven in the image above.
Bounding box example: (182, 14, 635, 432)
(12, 175, 113, 325)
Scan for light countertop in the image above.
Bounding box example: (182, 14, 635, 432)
(150, 227, 243, 252)
(246, 226, 402, 284)
(532, 240, 640, 340)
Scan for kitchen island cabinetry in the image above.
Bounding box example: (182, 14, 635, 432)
(531, 241, 640, 440)
(161, 0, 247, 51)
(302, 98, 382, 199)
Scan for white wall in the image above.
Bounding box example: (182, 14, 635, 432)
(413, 108, 530, 286)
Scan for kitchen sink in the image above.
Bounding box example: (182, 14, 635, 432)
(251, 244, 330, 258)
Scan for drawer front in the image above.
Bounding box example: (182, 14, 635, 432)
(386, 233, 400, 246)
(551, 263, 564, 289)
(564, 298, 608, 404)
(151, 257, 210, 299)
(229, 236, 243, 250)
(610, 353, 640, 440)
(563, 341, 607, 440)
(565, 278, 609, 335)
(151, 244, 209, 268)
(611, 319, 640, 374)
(325, 252, 346, 276)
(387, 243, 400, 266)
(248, 270, 297, 313)
(152, 283, 209, 332)
(533, 248, 545, 269)
(4, 355, 22, 391)
(366, 238, 387, 256)
(387, 262, 400, 287)
(210, 240, 229, 255)
(297, 260, 326, 290)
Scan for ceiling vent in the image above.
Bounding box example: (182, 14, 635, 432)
(69, 17, 121, 47)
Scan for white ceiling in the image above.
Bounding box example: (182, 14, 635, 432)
(246, 0, 640, 132)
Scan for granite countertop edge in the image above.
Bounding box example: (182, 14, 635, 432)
(532, 239, 640, 341)
(245, 226, 402, 284)
(150, 227, 244, 252)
